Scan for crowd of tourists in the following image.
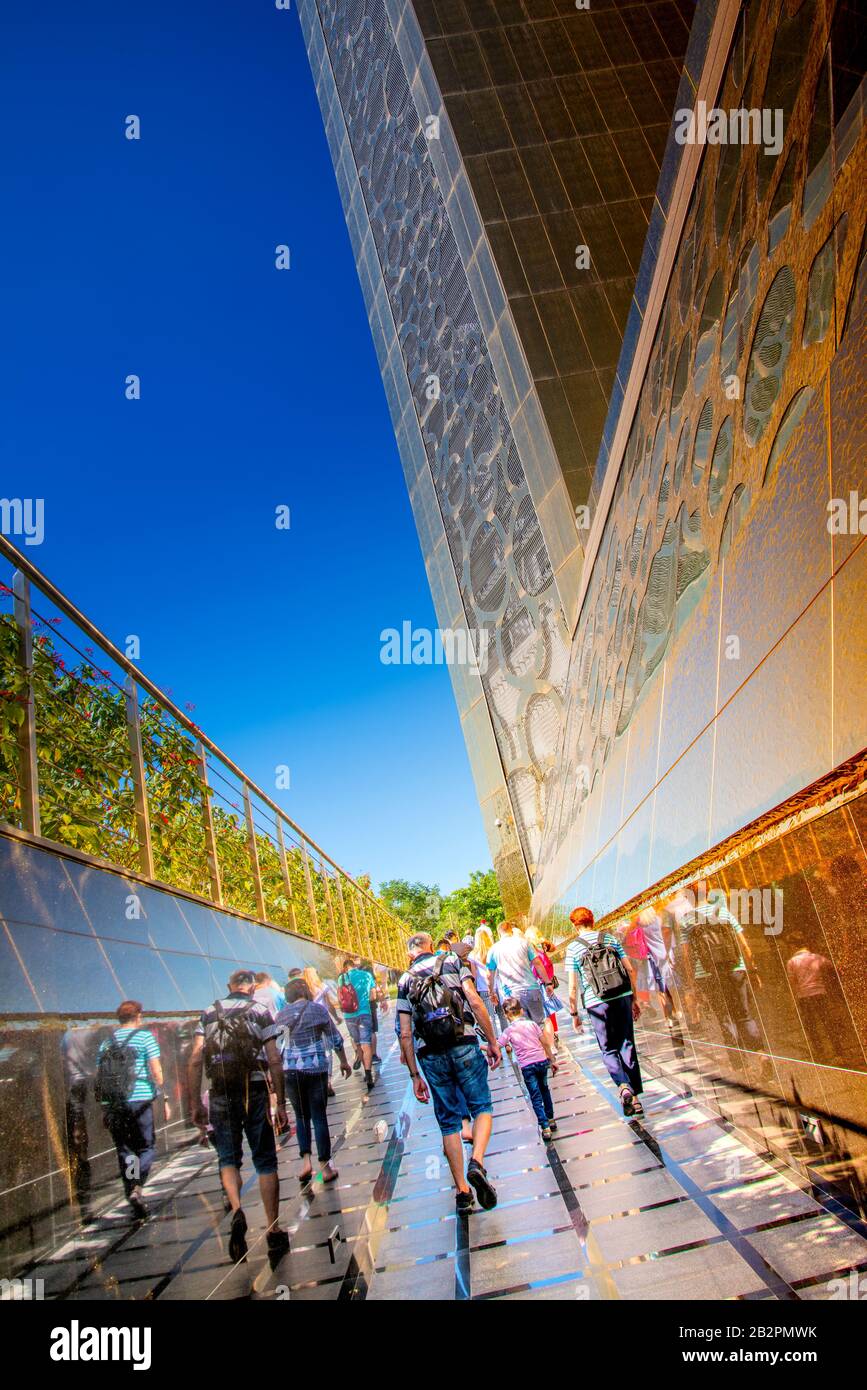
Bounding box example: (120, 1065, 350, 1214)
(93, 880, 774, 1256)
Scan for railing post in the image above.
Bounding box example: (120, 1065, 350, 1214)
(358, 892, 374, 961)
(276, 818, 297, 933)
(334, 875, 351, 950)
(12, 573, 40, 836)
(243, 784, 266, 920)
(321, 869, 338, 946)
(197, 742, 222, 906)
(124, 676, 154, 878)
(376, 909, 389, 967)
(347, 885, 362, 956)
(300, 838, 320, 939)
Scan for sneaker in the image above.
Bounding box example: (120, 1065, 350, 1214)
(352, 1057, 361, 1071)
(455, 1189, 475, 1215)
(372, 1053, 382, 1064)
(228, 1208, 248, 1263)
(266, 1228, 290, 1257)
(466, 1158, 498, 1211)
(128, 1189, 149, 1221)
(548, 1120, 558, 1133)
(540, 1126, 553, 1141)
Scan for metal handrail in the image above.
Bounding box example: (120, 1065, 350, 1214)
(0, 534, 408, 964)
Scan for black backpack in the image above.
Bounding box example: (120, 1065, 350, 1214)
(406, 956, 467, 1052)
(687, 911, 742, 974)
(580, 932, 631, 1001)
(95, 1029, 144, 1107)
(203, 1000, 260, 1092)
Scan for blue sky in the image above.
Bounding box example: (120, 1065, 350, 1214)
(0, 0, 490, 893)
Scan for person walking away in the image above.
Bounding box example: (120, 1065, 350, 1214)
(398, 932, 501, 1214)
(566, 908, 644, 1116)
(360, 958, 389, 1064)
(499, 998, 559, 1139)
(188, 970, 289, 1262)
(660, 887, 700, 1026)
(304, 966, 344, 1095)
(625, 907, 681, 1032)
(785, 932, 838, 1065)
(532, 940, 565, 1048)
(337, 956, 379, 1088)
(468, 924, 495, 1014)
(62, 1023, 100, 1213)
(277, 979, 352, 1185)
(442, 928, 472, 961)
(677, 885, 763, 1057)
(303, 966, 342, 1021)
(96, 1001, 170, 1220)
(487, 922, 552, 1044)
(253, 971, 285, 1018)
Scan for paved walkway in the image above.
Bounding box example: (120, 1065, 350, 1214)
(27, 1030, 867, 1301)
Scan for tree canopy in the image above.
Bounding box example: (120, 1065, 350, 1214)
(377, 868, 503, 939)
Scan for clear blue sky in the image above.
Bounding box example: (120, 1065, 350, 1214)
(1, 0, 491, 893)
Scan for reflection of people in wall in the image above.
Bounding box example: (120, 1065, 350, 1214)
(678, 886, 763, 1057)
(625, 907, 681, 1032)
(61, 1024, 102, 1208)
(253, 971, 285, 1019)
(96, 1002, 170, 1221)
(785, 931, 838, 1065)
(660, 888, 701, 1027)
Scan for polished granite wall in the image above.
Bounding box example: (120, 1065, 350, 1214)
(0, 832, 388, 1279)
(607, 786, 867, 1216)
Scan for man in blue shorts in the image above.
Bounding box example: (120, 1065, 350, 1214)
(397, 932, 501, 1214)
(188, 970, 290, 1263)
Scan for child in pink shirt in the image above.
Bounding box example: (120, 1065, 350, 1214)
(500, 998, 559, 1140)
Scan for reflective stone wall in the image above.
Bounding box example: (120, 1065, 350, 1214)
(575, 781, 867, 1216)
(0, 833, 390, 1279)
(535, 0, 867, 921)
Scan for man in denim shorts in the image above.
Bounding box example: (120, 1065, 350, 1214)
(188, 970, 290, 1263)
(397, 933, 501, 1214)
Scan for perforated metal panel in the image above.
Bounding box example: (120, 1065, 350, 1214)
(311, 0, 571, 882)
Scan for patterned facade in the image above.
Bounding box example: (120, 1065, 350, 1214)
(301, 0, 581, 909)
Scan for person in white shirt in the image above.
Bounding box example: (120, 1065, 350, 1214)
(486, 922, 553, 1044)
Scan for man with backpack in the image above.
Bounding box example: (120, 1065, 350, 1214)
(677, 882, 762, 1051)
(337, 955, 378, 1090)
(187, 970, 290, 1263)
(397, 932, 501, 1215)
(566, 907, 644, 1116)
(96, 1001, 169, 1220)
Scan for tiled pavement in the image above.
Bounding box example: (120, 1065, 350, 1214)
(27, 1029, 867, 1301)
